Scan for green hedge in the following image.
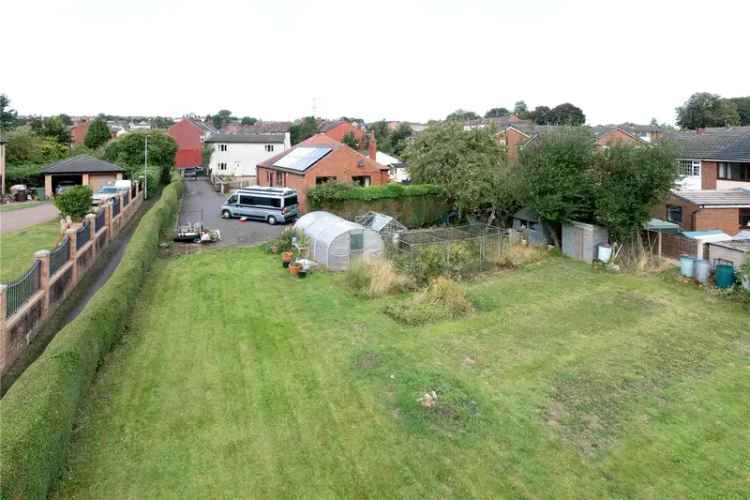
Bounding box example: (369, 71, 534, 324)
(0, 179, 184, 500)
(308, 184, 450, 228)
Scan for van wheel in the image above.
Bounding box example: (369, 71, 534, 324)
(222, 210, 231, 219)
(267, 216, 277, 225)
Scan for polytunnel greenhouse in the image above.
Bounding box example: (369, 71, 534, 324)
(294, 211, 384, 271)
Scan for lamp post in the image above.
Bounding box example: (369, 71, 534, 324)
(0, 134, 6, 196)
(143, 135, 148, 200)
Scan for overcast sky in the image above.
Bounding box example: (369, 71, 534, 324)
(3, 0, 748, 125)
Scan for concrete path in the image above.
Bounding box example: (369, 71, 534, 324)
(179, 178, 285, 246)
(0, 203, 60, 233)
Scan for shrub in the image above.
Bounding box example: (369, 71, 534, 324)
(405, 241, 481, 285)
(344, 260, 414, 298)
(0, 178, 184, 500)
(53, 185, 92, 220)
(493, 244, 547, 269)
(262, 228, 307, 254)
(384, 277, 473, 325)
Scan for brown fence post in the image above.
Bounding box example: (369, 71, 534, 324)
(105, 200, 113, 240)
(85, 213, 97, 259)
(34, 250, 51, 316)
(0, 284, 7, 374)
(66, 228, 78, 285)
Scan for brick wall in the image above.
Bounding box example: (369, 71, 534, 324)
(505, 128, 529, 162)
(701, 161, 718, 189)
(652, 193, 743, 235)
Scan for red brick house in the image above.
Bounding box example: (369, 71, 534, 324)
(653, 190, 750, 236)
(70, 118, 91, 145)
(167, 118, 216, 169)
(256, 133, 389, 212)
(319, 120, 366, 144)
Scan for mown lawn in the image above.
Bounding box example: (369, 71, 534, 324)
(52, 248, 749, 499)
(0, 220, 62, 283)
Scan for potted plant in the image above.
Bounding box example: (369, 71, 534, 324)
(289, 261, 301, 277)
(281, 251, 294, 268)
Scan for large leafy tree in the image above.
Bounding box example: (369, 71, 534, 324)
(403, 121, 514, 217)
(445, 109, 480, 122)
(676, 92, 740, 129)
(151, 116, 175, 129)
(211, 109, 234, 129)
(485, 107, 510, 118)
(546, 103, 586, 125)
(84, 118, 112, 149)
(519, 127, 597, 246)
(726, 96, 750, 126)
(289, 116, 318, 144)
(0, 94, 17, 136)
(240, 116, 258, 125)
(591, 142, 677, 246)
(513, 100, 529, 118)
(103, 131, 177, 183)
(30, 116, 71, 144)
(530, 105, 551, 124)
(389, 123, 413, 156)
(341, 131, 359, 149)
(5, 126, 68, 165)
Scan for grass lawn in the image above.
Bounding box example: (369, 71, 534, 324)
(52, 248, 749, 499)
(0, 201, 48, 213)
(0, 220, 62, 283)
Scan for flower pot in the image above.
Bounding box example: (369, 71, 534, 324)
(282, 251, 293, 262)
(289, 264, 301, 276)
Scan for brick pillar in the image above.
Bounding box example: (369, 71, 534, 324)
(34, 250, 51, 316)
(105, 200, 113, 239)
(86, 213, 97, 259)
(66, 228, 79, 285)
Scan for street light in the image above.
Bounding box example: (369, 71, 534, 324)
(0, 134, 6, 196)
(143, 135, 148, 200)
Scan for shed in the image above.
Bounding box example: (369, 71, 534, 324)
(682, 229, 732, 259)
(562, 221, 609, 263)
(512, 207, 553, 245)
(706, 239, 750, 269)
(294, 211, 384, 271)
(355, 211, 407, 235)
(41, 155, 125, 198)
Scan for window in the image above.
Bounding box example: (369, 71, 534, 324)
(239, 195, 281, 208)
(678, 160, 700, 177)
(316, 176, 336, 185)
(218, 162, 227, 171)
(275, 172, 285, 187)
(227, 195, 238, 205)
(284, 195, 298, 207)
(740, 209, 750, 228)
(265, 144, 275, 152)
(718, 162, 750, 181)
(219, 144, 228, 152)
(352, 176, 371, 187)
(666, 205, 683, 224)
(239, 195, 255, 205)
(350, 231, 364, 251)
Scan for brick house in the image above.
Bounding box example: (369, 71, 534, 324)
(256, 133, 389, 212)
(167, 117, 216, 169)
(653, 190, 750, 236)
(319, 120, 366, 144)
(70, 118, 91, 145)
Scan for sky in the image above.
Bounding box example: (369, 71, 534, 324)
(2, 0, 749, 125)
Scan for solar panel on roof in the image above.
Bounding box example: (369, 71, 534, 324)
(274, 147, 332, 171)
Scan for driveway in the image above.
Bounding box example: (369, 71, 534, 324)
(179, 178, 285, 246)
(0, 203, 60, 233)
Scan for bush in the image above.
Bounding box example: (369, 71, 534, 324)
(262, 228, 307, 255)
(344, 260, 414, 298)
(53, 185, 92, 220)
(403, 241, 481, 285)
(307, 182, 443, 204)
(384, 277, 473, 326)
(0, 178, 184, 500)
(493, 244, 547, 269)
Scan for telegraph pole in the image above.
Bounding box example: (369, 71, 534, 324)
(144, 135, 148, 200)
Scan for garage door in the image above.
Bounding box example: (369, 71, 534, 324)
(89, 174, 117, 192)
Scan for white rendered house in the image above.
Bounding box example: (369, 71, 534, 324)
(206, 133, 291, 180)
(376, 151, 410, 183)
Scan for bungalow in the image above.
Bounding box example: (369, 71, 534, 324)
(41, 155, 125, 198)
(167, 117, 217, 169)
(256, 133, 389, 212)
(205, 133, 291, 183)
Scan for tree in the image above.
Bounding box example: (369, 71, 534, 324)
(676, 92, 740, 129)
(546, 103, 586, 125)
(151, 116, 175, 129)
(240, 116, 258, 126)
(389, 123, 413, 156)
(289, 116, 318, 145)
(103, 131, 177, 184)
(513, 100, 529, 118)
(403, 121, 511, 216)
(446, 109, 480, 122)
(211, 109, 234, 130)
(370, 120, 390, 148)
(530, 106, 551, 125)
(30, 116, 71, 144)
(0, 94, 17, 135)
(727, 96, 750, 126)
(59, 113, 73, 126)
(5, 126, 68, 165)
(53, 185, 92, 220)
(519, 127, 597, 246)
(591, 142, 677, 248)
(341, 131, 359, 149)
(484, 107, 510, 118)
(84, 118, 112, 149)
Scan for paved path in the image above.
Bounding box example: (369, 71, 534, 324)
(0, 203, 60, 233)
(179, 178, 285, 246)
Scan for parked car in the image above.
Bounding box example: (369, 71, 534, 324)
(220, 186, 299, 225)
(91, 181, 131, 206)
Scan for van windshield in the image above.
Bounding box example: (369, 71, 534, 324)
(284, 195, 298, 207)
(226, 195, 238, 204)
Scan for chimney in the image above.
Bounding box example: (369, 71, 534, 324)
(368, 131, 377, 161)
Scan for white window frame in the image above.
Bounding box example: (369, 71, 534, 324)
(219, 144, 228, 152)
(218, 162, 227, 171)
(265, 144, 275, 152)
(678, 160, 700, 177)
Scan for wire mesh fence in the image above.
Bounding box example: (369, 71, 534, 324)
(76, 222, 90, 250)
(112, 197, 120, 217)
(6, 260, 41, 318)
(50, 236, 70, 275)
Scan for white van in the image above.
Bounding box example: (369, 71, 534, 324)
(221, 186, 299, 225)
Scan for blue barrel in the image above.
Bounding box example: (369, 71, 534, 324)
(714, 264, 735, 289)
(694, 259, 711, 284)
(679, 256, 696, 278)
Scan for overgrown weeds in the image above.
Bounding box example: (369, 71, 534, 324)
(384, 277, 473, 326)
(344, 260, 415, 298)
(492, 244, 547, 269)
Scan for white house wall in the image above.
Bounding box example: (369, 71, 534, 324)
(209, 135, 290, 178)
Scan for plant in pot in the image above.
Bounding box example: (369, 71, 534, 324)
(289, 261, 302, 276)
(281, 251, 294, 268)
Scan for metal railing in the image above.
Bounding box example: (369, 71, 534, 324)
(76, 222, 90, 250)
(50, 236, 70, 276)
(6, 260, 41, 318)
(112, 197, 120, 217)
(96, 209, 105, 231)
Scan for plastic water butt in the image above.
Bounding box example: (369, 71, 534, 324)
(714, 264, 735, 289)
(679, 256, 696, 278)
(693, 259, 711, 284)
